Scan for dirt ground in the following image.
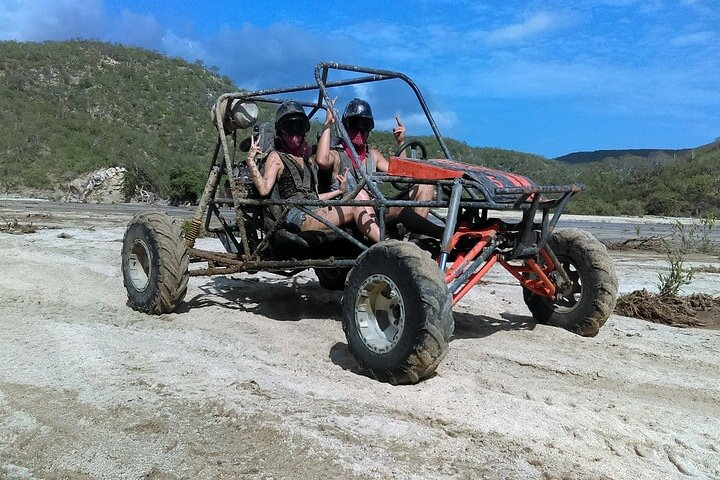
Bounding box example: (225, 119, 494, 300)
(1, 200, 719, 479)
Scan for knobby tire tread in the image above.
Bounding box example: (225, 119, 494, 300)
(525, 229, 618, 336)
(123, 211, 189, 314)
(343, 240, 453, 385)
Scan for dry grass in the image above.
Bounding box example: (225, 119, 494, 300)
(604, 237, 666, 253)
(0, 217, 37, 234)
(615, 289, 720, 329)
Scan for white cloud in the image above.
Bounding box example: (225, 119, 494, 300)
(0, 0, 105, 41)
(161, 30, 207, 61)
(428, 53, 720, 120)
(0, 2, 347, 92)
(376, 110, 458, 132)
(109, 9, 162, 49)
(669, 31, 714, 47)
(200, 23, 350, 90)
(480, 12, 564, 45)
(637, 0, 666, 14)
(351, 84, 374, 103)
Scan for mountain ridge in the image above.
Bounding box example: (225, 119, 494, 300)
(555, 148, 689, 165)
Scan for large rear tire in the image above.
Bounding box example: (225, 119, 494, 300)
(524, 229, 617, 336)
(122, 211, 189, 314)
(342, 240, 454, 384)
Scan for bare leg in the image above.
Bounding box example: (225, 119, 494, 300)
(410, 183, 435, 218)
(300, 198, 380, 243)
(387, 183, 435, 221)
(300, 206, 352, 232)
(353, 190, 380, 242)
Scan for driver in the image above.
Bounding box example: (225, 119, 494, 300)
(315, 98, 436, 224)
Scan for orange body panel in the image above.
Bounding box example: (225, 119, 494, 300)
(387, 157, 464, 180)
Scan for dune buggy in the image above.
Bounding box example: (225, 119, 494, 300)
(121, 63, 618, 384)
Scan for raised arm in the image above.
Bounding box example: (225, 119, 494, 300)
(244, 135, 283, 197)
(393, 114, 407, 159)
(393, 114, 406, 146)
(315, 101, 339, 170)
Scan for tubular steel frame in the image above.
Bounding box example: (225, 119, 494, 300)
(184, 63, 582, 303)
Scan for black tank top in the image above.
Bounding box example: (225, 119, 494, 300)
(275, 152, 318, 201)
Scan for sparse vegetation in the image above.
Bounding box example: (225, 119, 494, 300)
(657, 246, 694, 298)
(615, 213, 720, 328)
(565, 144, 720, 217)
(615, 289, 718, 328)
(1, 40, 718, 217)
(1, 217, 37, 234)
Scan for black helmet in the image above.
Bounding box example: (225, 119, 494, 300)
(275, 101, 310, 134)
(342, 98, 374, 131)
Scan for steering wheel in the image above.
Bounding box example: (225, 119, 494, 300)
(394, 140, 428, 160)
(390, 140, 429, 192)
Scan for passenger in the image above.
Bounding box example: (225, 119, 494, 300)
(316, 98, 436, 222)
(244, 101, 381, 242)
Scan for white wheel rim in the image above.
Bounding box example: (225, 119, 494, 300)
(128, 238, 151, 291)
(354, 274, 405, 354)
(554, 259, 582, 313)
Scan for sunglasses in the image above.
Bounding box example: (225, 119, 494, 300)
(345, 117, 373, 133)
(279, 121, 307, 136)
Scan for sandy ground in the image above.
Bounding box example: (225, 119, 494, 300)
(1, 201, 719, 479)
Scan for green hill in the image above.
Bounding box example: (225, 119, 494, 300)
(1, 40, 717, 217)
(0, 40, 563, 202)
(0, 40, 251, 202)
(566, 144, 720, 216)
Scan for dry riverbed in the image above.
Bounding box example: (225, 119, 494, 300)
(1, 200, 719, 479)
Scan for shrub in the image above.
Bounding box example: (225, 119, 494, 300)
(167, 164, 204, 205)
(616, 199, 646, 216)
(645, 192, 684, 216)
(657, 244, 694, 298)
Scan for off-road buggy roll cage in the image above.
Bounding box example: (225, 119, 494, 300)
(122, 62, 618, 384)
(183, 63, 581, 305)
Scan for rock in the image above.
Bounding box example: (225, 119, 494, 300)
(66, 167, 128, 203)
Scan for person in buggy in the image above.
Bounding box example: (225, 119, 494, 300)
(244, 100, 381, 242)
(315, 98, 438, 235)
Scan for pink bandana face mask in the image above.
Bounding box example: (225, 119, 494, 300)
(348, 129, 368, 147)
(282, 133, 303, 150)
(282, 134, 310, 157)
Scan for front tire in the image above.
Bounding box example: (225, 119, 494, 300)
(342, 240, 454, 384)
(122, 211, 189, 314)
(524, 229, 618, 336)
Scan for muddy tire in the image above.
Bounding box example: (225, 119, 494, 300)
(342, 240, 454, 384)
(315, 267, 351, 291)
(122, 211, 189, 314)
(523, 228, 618, 336)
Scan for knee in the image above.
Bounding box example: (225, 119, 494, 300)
(415, 184, 435, 200)
(356, 189, 371, 200)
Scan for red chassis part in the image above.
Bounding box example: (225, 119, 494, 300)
(387, 157, 557, 304)
(443, 224, 557, 305)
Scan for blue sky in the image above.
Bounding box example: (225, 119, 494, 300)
(1, 0, 718, 158)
